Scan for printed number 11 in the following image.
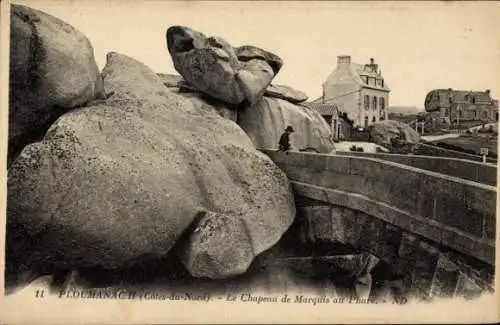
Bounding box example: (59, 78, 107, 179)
(35, 290, 45, 298)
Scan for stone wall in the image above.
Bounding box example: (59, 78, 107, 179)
(359, 88, 389, 125)
(293, 198, 494, 300)
(415, 143, 497, 164)
(339, 151, 497, 186)
(261, 149, 496, 266)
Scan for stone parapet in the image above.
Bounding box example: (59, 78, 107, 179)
(339, 151, 497, 186)
(261, 149, 496, 265)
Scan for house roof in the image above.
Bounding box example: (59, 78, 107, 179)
(306, 101, 340, 116)
(324, 60, 390, 92)
(352, 63, 390, 91)
(433, 89, 493, 103)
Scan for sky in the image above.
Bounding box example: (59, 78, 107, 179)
(10, 0, 500, 109)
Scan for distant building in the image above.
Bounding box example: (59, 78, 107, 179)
(311, 56, 390, 129)
(424, 88, 499, 124)
(306, 102, 353, 141)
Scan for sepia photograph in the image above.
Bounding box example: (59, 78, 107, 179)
(0, 0, 499, 323)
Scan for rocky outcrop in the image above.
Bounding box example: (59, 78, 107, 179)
(264, 84, 308, 103)
(157, 73, 183, 88)
(238, 97, 335, 153)
(166, 25, 282, 105)
(9, 4, 104, 167)
(176, 90, 239, 122)
(6, 52, 295, 283)
(368, 120, 420, 152)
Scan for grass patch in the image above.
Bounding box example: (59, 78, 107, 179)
(430, 135, 497, 157)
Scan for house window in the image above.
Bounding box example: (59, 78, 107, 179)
(381, 80, 384, 88)
(364, 95, 370, 110)
(373, 96, 378, 110)
(379, 97, 385, 110)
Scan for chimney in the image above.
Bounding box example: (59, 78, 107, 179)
(486, 89, 491, 94)
(337, 55, 351, 67)
(364, 58, 377, 73)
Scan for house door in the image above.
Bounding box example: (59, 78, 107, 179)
(364, 117, 369, 128)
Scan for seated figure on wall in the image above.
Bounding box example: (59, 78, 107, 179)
(279, 125, 295, 153)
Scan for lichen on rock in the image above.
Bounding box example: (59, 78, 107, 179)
(6, 52, 296, 285)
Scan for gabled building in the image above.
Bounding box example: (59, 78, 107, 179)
(306, 102, 354, 141)
(424, 88, 499, 123)
(312, 56, 390, 129)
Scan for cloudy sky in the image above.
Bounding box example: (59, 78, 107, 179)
(11, 0, 500, 109)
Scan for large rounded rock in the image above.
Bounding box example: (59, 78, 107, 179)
(264, 84, 308, 103)
(367, 120, 420, 152)
(166, 25, 281, 105)
(238, 97, 335, 153)
(176, 90, 239, 122)
(9, 4, 104, 166)
(6, 52, 295, 283)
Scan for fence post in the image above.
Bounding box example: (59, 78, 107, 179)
(480, 148, 488, 164)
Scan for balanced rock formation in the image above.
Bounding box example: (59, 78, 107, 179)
(9, 4, 104, 166)
(166, 25, 282, 105)
(6, 52, 295, 284)
(367, 120, 420, 152)
(238, 97, 335, 153)
(264, 84, 308, 103)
